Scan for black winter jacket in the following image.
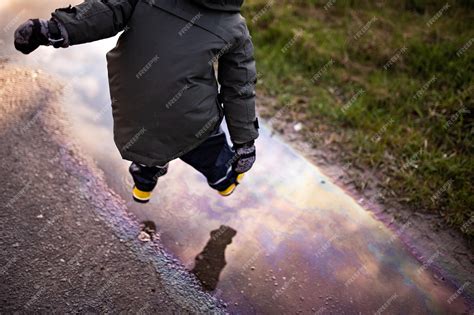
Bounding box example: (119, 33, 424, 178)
(52, 0, 258, 166)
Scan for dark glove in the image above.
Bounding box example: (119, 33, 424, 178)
(14, 19, 65, 54)
(233, 141, 256, 173)
(14, 19, 48, 54)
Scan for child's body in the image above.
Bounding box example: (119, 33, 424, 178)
(14, 0, 259, 202)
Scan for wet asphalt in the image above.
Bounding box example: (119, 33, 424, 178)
(0, 65, 224, 312)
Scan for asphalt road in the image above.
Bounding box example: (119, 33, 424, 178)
(0, 65, 224, 313)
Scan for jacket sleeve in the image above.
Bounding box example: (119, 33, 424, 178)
(218, 25, 259, 145)
(51, 0, 139, 45)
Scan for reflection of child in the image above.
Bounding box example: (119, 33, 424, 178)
(14, 0, 259, 202)
(192, 225, 237, 291)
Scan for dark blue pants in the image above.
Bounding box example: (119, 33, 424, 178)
(129, 127, 239, 192)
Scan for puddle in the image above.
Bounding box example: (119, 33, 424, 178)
(1, 2, 472, 313)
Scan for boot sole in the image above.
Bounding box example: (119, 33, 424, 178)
(218, 173, 245, 197)
(132, 186, 152, 203)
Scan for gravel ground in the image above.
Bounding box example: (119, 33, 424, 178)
(0, 64, 224, 313)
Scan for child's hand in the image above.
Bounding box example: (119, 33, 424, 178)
(14, 19, 49, 54)
(233, 141, 256, 173)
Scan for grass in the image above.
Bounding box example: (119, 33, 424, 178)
(243, 0, 474, 237)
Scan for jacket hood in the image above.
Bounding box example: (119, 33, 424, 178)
(191, 0, 244, 12)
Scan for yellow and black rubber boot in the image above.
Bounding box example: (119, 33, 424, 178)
(207, 167, 246, 197)
(218, 173, 245, 196)
(132, 186, 152, 203)
(129, 162, 168, 203)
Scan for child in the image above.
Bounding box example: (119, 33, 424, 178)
(14, 0, 259, 203)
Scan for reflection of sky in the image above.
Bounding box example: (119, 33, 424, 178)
(1, 2, 471, 313)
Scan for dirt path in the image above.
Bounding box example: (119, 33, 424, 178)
(0, 64, 223, 313)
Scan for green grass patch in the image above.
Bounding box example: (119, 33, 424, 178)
(244, 0, 474, 237)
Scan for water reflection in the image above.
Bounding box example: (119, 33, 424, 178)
(1, 2, 472, 314)
(192, 225, 237, 291)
